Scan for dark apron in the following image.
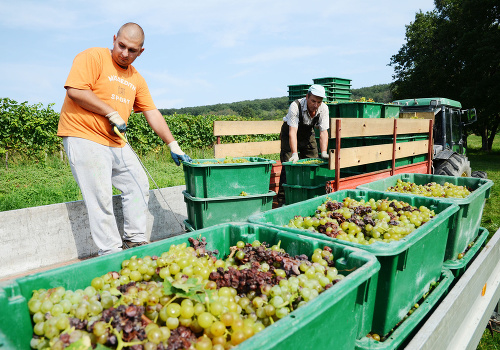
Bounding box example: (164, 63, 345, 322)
(278, 100, 320, 202)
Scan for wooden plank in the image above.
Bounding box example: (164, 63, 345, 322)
(405, 227, 500, 350)
(328, 140, 429, 170)
(214, 140, 280, 158)
(329, 118, 430, 138)
(214, 120, 282, 136)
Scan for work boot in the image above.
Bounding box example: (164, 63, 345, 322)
(122, 240, 149, 249)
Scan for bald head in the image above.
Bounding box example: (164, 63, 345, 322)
(117, 23, 145, 47)
(111, 23, 145, 68)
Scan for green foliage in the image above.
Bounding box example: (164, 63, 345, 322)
(159, 97, 289, 120)
(350, 84, 392, 103)
(389, 0, 500, 149)
(126, 113, 279, 155)
(0, 98, 61, 159)
(0, 100, 280, 159)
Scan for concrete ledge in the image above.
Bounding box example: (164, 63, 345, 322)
(0, 186, 188, 280)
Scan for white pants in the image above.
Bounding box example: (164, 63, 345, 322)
(63, 137, 150, 255)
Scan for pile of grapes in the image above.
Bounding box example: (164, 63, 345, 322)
(296, 159, 324, 165)
(192, 157, 251, 165)
(385, 179, 472, 198)
(28, 236, 346, 349)
(284, 197, 436, 245)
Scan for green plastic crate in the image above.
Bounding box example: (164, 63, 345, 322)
(182, 157, 275, 198)
(381, 104, 401, 119)
(338, 102, 384, 118)
(364, 134, 429, 172)
(324, 84, 352, 92)
(0, 223, 380, 350)
(327, 97, 351, 103)
(282, 158, 332, 186)
(283, 183, 326, 204)
(183, 190, 275, 229)
(313, 77, 352, 85)
(248, 189, 459, 336)
(287, 84, 311, 92)
(356, 173, 493, 261)
(443, 226, 489, 279)
(282, 158, 362, 187)
(327, 103, 340, 118)
(354, 269, 454, 350)
(327, 93, 352, 99)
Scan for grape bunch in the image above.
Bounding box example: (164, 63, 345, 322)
(297, 159, 324, 165)
(28, 237, 346, 350)
(386, 179, 472, 198)
(193, 157, 251, 165)
(284, 196, 436, 245)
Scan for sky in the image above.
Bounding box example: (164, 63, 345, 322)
(0, 0, 436, 112)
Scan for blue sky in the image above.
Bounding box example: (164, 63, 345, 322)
(0, 0, 435, 112)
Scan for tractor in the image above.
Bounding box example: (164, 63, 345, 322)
(392, 97, 486, 178)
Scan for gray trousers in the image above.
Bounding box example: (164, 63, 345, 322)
(63, 137, 149, 255)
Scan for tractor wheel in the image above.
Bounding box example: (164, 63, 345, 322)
(433, 153, 472, 177)
(471, 171, 488, 179)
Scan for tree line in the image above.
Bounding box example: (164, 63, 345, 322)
(159, 84, 393, 120)
(389, 0, 499, 150)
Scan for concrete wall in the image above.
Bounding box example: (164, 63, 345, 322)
(0, 186, 187, 280)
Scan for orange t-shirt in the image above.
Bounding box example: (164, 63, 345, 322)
(57, 47, 156, 147)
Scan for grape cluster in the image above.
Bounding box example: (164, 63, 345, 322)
(296, 159, 324, 165)
(28, 238, 346, 349)
(285, 196, 436, 245)
(192, 157, 251, 165)
(386, 179, 472, 198)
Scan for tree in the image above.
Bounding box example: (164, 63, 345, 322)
(389, 0, 500, 150)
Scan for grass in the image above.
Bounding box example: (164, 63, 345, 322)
(466, 135, 500, 237)
(0, 136, 499, 348)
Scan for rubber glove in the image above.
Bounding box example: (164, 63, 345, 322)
(106, 111, 127, 133)
(321, 151, 329, 159)
(288, 152, 299, 163)
(168, 141, 193, 166)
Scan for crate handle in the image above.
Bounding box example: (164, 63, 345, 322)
(397, 250, 409, 271)
(356, 279, 371, 304)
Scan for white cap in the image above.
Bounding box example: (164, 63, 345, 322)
(308, 84, 326, 98)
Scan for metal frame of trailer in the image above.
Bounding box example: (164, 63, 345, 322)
(406, 227, 500, 349)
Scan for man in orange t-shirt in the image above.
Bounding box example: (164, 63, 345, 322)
(58, 22, 191, 255)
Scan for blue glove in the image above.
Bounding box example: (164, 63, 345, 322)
(168, 141, 192, 166)
(106, 111, 127, 133)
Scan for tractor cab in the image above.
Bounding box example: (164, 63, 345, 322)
(392, 97, 477, 177)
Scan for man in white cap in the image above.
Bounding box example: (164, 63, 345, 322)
(278, 84, 329, 204)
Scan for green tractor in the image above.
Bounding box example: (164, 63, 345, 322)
(392, 97, 486, 178)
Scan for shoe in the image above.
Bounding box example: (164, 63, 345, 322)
(122, 240, 149, 249)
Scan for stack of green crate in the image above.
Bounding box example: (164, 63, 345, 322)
(287, 84, 311, 104)
(313, 77, 352, 103)
(181, 157, 276, 230)
(281, 158, 330, 205)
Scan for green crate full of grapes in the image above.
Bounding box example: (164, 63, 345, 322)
(356, 173, 493, 262)
(0, 223, 380, 350)
(248, 189, 459, 336)
(182, 157, 275, 198)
